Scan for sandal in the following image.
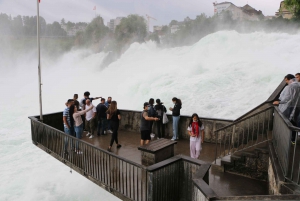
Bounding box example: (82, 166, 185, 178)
(117, 144, 122, 148)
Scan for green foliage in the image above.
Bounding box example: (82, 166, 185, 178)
(284, 0, 300, 19)
(115, 15, 147, 44)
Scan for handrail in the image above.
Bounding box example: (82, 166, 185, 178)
(29, 116, 144, 167)
(214, 106, 274, 133)
(272, 107, 300, 185)
(273, 107, 300, 132)
(214, 106, 274, 161)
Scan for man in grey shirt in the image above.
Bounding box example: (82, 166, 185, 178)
(140, 102, 159, 146)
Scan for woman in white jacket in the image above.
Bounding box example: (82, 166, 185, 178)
(187, 113, 205, 159)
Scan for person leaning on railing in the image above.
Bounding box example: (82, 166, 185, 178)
(273, 74, 300, 144)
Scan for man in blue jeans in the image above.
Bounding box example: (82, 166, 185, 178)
(96, 98, 108, 136)
(63, 99, 75, 154)
(105, 96, 113, 133)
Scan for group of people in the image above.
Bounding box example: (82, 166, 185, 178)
(273, 73, 300, 144)
(63, 92, 121, 154)
(63, 92, 205, 159)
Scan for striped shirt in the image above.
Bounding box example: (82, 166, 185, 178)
(63, 107, 71, 128)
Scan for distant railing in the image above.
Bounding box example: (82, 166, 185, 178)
(214, 107, 274, 160)
(273, 107, 300, 185)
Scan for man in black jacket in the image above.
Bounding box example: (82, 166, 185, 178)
(96, 98, 108, 136)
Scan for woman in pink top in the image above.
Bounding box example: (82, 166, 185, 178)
(69, 104, 94, 154)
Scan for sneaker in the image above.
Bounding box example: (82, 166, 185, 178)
(108, 130, 113, 134)
(117, 144, 122, 148)
(291, 141, 296, 145)
(104, 131, 107, 135)
(89, 135, 94, 139)
(171, 138, 175, 141)
(86, 132, 91, 137)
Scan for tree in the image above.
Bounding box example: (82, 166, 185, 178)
(61, 18, 65, 25)
(114, 14, 147, 44)
(284, 0, 300, 19)
(80, 16, 108, 45)
(46, 21, 66, 36)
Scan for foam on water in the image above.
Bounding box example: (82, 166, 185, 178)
(1, 31, 300, 200)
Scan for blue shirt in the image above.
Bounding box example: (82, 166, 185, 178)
(63, 107, 71, 128)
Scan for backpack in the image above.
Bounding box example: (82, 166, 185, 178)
(148, 105, 157, 117)
(156, 105, 165, 117)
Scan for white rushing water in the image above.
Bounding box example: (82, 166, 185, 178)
(1, 31, 300, 200)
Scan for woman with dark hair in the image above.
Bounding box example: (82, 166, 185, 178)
(154, 99, 167, 139)
(187, 113, 204, 159)
(169, 97, 182, 140)
(69, 104, 94, 154)
(106, 101, 121, 151)
(148, 98, 156, 135)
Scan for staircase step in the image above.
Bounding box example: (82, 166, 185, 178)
(241, 151, 257, 158)
(255, 147, 269, 154)
(221, 155, 232, 165)
(231, 154, 242, 161)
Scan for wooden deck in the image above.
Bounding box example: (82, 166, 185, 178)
(82, 130, 269, 197)
(82, 130, 216, 165)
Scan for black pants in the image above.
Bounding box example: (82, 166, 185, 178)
(149, 121, 154, 133)
(156, 119, 165, 138)
(110, 121, 119, 146)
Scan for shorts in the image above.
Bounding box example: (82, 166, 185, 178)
(141, 130, 151, 141)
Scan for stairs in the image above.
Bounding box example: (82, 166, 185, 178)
(219, 142, 270, 181)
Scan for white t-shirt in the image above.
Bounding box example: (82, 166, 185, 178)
(187, 123, 204, 142)
(85, 104, 96, 121)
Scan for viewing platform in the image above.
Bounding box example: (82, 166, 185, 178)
(28, 79, 300, 200)
(81, 129, 269, 197)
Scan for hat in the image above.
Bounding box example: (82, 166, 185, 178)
(144, 102, 149, 108)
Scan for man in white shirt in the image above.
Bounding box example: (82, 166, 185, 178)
(85, 99, 97, 139)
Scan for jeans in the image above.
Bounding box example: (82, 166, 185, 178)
(97, 118, 107, 135)
(172, 116, 180, 140)
(74, 124, 83, 150)
(64, 126, 74, 151)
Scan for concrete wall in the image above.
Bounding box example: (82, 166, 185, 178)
(119, 109, 233, 142)
(268, 158, 280, 195)
(36, 109, 233, 143)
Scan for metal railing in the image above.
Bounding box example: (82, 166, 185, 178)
(273, 107, 300, 185)
(29, 114, 211, 201)
(30, 116, 147, 201)
(214, 107, 274, 160)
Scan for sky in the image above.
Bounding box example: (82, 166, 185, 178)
(0, 0, 283, 27)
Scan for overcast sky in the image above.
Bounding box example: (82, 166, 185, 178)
(0, 0, 283, 26)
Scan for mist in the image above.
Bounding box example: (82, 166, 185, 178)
(1, 9, 300, 200)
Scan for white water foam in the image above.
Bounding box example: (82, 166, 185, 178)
(1, 31, 300, 200)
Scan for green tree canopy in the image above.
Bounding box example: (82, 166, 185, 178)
(114, 15, 147, 44)
(284, 0, 300, 19)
